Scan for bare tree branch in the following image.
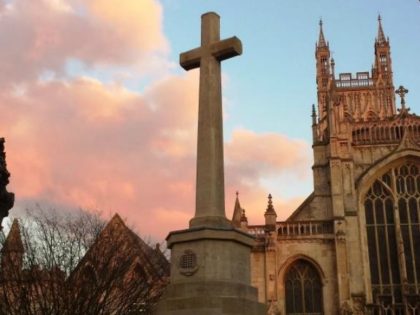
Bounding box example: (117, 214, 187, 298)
(0, 208, 169, 315)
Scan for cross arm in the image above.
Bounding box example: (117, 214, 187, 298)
(211, 36, 242, 61)
(180, 47, 202, 71)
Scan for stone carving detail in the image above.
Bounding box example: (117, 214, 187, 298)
(395, 124, 420, 152)
(352, 295, 366, 315)
(335, 220, 346, 242)
(267, 299, 281, 315)
(340, 295, 365, 315)
(0, 138, 14, 226)
(178, 249, 198, 276)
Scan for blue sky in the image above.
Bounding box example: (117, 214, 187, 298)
(1, 0, 419, 238)
(162, 0, 420, 140)
(157, 0, 420, 217)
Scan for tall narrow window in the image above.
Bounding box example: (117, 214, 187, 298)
(380, 54, 387, 65)
(285, 259, 323, 315)
(365, 161, 420, 312)
(320, 57, 328, 75)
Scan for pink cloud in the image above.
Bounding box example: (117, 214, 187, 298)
(224, 130, 311, 225)
(1, 72, 311, 239)
(1, 73, 199, 238)
(0, 0, 167, 86)
(0, 0, 312, 240)
(226, 129, 310, 179)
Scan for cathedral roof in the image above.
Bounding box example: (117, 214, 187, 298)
(286, 193, 315, 221)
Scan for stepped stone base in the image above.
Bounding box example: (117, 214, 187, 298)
(155, 227, 266, 315)
(156, 281, 266, 315)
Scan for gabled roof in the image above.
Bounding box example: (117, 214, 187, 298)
(2, 219, 24, 253)
(286, 193, 315, 221)
(70, 213, 169, 282)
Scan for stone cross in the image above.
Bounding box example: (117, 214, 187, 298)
(395, 85, 409, 110)
(180, 12, 242, 228)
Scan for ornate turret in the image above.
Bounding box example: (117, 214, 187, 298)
(313, 16, 396, 140)
(315, 19, 331, 120)
(0, 138, 14, 228)
(373, 16, 393, 86)
(264, 194, 277, 231)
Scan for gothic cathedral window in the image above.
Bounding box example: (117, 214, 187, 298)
(285, 259, 323, 315)
(364, 161, 420, 312)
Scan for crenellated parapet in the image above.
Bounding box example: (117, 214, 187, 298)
(0, 138, 14, 227)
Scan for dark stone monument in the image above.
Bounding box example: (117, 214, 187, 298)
(0, 138, 14, 227)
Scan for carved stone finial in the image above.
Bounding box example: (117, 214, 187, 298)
(317, 18, 327, 48)
(376, 14, 387, 44)
(396, 85, 410, 115)
(240, 209, 248, 223)
(396, 85, 409, 108)
(265, 194, 276, 215)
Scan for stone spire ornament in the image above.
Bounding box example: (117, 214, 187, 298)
(264, 194, 277, 231)
(396, 85, 410, 116)
(155, 12, 265, 315)
(0, 138, 14, 227)
(377, 15, 387, 44)
(317, 19, 327, 48)
(232, 191, 243, 228)
(396, 85, 409, 110)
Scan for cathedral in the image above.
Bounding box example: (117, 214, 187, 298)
(0, 13, 418, 315)
(232, 17, 420, 315)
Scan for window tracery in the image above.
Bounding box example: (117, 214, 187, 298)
(364, 161, 420, 313)
(285, 259, 323, 315)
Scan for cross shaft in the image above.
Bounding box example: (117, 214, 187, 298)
(179, 12, 242, 228)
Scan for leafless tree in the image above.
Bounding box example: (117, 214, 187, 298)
(0, 207, 169, 315)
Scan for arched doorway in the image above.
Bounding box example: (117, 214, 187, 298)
(364, 160, 420, 313)
(285, 259, 323, 315)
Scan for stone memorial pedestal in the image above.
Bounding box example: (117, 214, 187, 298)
(156, 227, 265, 314)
